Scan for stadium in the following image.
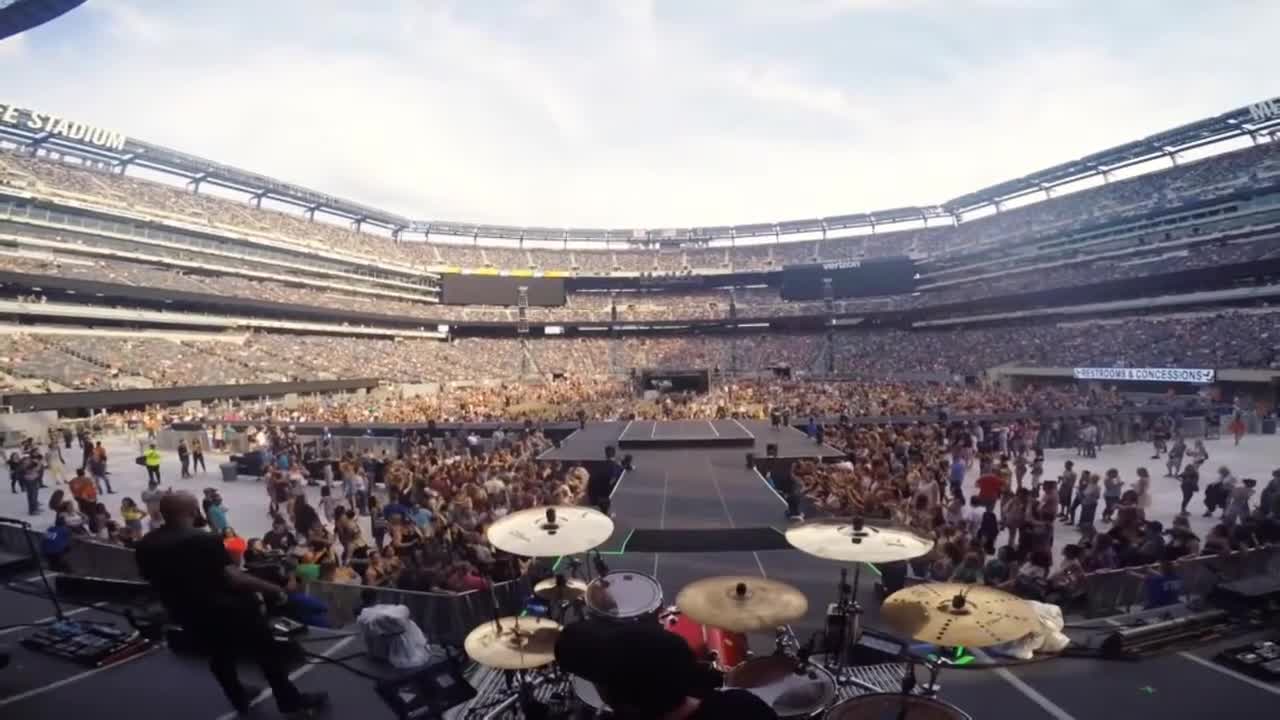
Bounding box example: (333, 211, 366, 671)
(3, 3, 1280, 720)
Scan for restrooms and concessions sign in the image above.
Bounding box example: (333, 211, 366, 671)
(1073, 367, 1216, 384)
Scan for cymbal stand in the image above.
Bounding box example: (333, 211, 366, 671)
(918, 656, 944, 697)
(824, 565, 866, 686)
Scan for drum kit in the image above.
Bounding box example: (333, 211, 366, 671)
(464, 507, 1041, 719)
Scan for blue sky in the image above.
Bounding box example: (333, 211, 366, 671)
(1, 0, 1276, 227)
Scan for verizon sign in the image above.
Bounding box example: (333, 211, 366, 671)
(1073, 367, 1215, 384)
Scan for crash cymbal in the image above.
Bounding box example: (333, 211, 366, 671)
(675, 576, 808, 633)
(486, 506, 614, 557)
(880, 583, 1038, 648)
(534, 575, 590, 602)
(464, 616, 562, 670)
(785, 519, 934, 564)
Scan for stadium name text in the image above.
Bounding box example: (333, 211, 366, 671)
(1072, 367, 1215, 384)
(820, 260, 862, 271)
(0, 103, 127, 152)
(1250, 98, 1280, 123)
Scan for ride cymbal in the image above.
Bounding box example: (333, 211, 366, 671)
(675, 576, 808, 633)
(785, 520, 934, 563)
(486, 506, 614, 557)
(880, 583, 1038, 648)
(464, 616, 562, 670)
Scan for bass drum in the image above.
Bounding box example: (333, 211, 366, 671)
(825, 694, 972, 720)
(585, 572, 663, 623)
(723, 655, 837, 719)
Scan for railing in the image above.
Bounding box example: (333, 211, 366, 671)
(1081, 544, 1280, 617)
(301, 576, 533, 647)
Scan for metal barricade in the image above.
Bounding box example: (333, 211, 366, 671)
(63, 537, 142, 581)
(303, 575, 532, 646)
(1082, 545, 1280, 617)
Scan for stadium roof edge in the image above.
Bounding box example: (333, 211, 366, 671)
(3, 97, 1279, 243)
(942, 101, 1280, 214)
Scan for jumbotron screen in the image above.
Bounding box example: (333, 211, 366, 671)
(441, 274, 567, 306)
(780, 256, 917, 301)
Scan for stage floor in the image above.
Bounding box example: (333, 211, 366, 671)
(541, 419, 848, 462)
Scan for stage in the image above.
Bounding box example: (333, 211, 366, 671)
(3, 426, 1279, 719)
(540, 418, 848, 461)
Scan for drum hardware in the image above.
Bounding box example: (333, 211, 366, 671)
(773, 625, 801, 656)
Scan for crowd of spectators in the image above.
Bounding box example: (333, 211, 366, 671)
(5, 139, 1279, 278)
(793, 418, 1280, 605)
(24, 419, 595, 596)
(1, 308, 1277, 393)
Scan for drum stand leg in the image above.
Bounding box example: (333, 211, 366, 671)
(825, 565, 869, 688)
(919, 662, 943, 698)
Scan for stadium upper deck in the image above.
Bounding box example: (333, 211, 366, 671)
(2, 97, 1279, 276)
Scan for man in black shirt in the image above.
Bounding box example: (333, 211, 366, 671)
(135, 492, 326, 716)
(556, 620, 777, 720)
(262, 517, 297, 553)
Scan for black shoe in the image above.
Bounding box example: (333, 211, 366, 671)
(231, 685, 265, 715)
(280, 692, 329, 717)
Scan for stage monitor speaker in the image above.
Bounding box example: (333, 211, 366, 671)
(766, 443, 778, 458)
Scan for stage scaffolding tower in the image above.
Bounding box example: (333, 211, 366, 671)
(818, 277, 835, 376)
(608, 291, 620, 375)
(728, 288, 739, 374)
(516, 285, 539, 376)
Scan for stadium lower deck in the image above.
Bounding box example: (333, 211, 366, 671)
(2, 423, 1278, 719)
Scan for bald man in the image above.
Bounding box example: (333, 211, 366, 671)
(135, 492, 326, 717)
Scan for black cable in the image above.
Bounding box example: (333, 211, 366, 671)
(295, 631, 362, 642)
(299, 648, 383, 681)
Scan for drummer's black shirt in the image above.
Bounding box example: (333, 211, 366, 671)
(688, 689, 778, 720)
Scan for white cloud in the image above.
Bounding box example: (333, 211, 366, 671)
(1, 0, 1276, 228)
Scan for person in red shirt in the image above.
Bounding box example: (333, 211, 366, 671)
(976, 470, 1004, 508)
(68, 469, 98, 514)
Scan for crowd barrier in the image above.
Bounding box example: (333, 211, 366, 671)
(1081, 544, 1280, 617)
(302, 575, 532, 647)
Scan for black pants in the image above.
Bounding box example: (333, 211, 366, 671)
(180, 456, 191, 478)
(147, 466, 161, 484)
(1180, 487, 1196, 514)
(23, 478, 40, 514)
(189, 613, 304, 712)
(193, 453, 207, 472)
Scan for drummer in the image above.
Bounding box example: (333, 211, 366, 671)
(556, 620, 778, 720)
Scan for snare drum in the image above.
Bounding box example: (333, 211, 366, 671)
(825, 694, 971, 720)
(585, 572, 663, 623)
(723, 655, 837, 719)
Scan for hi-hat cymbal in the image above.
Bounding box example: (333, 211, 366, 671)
(534, 575, 590, 602)
(486, 506, 614, 557)
(675, 576, 808, 633)
(881, 583, 1038, 648)
(785, 520, 934, 563)
(464, 616, 562, 670)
